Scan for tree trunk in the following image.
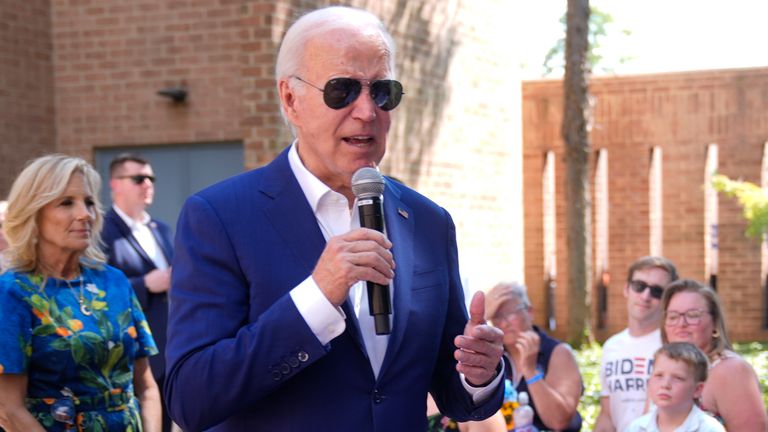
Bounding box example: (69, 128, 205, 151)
(562, 0, 592, 347)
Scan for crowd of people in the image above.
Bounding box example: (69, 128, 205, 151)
(0, 5, 766, 432)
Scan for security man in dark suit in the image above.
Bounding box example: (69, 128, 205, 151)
(101, 153, 174, 432)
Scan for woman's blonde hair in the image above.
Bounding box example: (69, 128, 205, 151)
(2, 154, 106, 271)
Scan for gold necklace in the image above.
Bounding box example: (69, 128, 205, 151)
(64, 275, 91, 316)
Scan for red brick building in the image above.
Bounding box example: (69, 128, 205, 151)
(0, 0, 525, 299)
(523, 68, 768, 342)
(2, 0, 766, 342)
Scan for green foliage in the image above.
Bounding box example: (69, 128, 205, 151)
(574, 341, 603, 430)
(574, 341, 768, 430)
(711, 174, 768, 238)
(543, 6, 634, 77)
(733, 342, 768, 409)
(574, 343, 603, 431)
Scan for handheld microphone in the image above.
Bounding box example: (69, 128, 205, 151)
(351, 167, 392, 335)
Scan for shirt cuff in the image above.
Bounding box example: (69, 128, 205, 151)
(290, 275, 346, 345)
(460, 361, 505, 404)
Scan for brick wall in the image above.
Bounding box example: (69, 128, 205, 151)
(0, 0, 55, 197)
(51, 0, 246, 160)
(38, 0, 523, 291)
(523, 68, 768, 342)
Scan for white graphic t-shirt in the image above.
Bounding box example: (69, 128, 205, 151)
(600, 328, 662, 431)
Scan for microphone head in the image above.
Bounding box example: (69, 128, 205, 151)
(351, 167, 385, 199)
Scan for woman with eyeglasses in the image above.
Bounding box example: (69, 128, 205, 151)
(484, 282, 583, 431)
(0, 155, 161, 431)
(661, 279, 767, 431)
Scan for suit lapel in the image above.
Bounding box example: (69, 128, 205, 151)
(377, 181, 413, 378)
(261, 153, 326, 278)
(148, 221, 173, 262)
(260, 150, 367, 353)
(110, 209, 154, 266)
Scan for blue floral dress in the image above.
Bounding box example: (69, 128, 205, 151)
(0, 264, 158, 431)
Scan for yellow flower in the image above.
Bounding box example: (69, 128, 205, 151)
(68, 319, 84, 332)
(56, 327, 72, 337)
(127, 326, 137, 339)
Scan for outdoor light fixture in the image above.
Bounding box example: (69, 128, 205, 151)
(157, 87, 188, 103)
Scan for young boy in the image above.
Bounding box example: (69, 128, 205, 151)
(626, 342, 725, 432)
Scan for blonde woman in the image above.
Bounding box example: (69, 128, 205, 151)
(0, 155, 161, 431)
(661, 279, 767, 431)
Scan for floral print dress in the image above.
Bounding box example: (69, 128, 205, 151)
(0, 264, 158, 431)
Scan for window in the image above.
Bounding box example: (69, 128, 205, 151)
(704, 143, 719, 291)
(543, 150, 557, 331)
(594, 149, 609, 329)
(649, 146, 663, 255)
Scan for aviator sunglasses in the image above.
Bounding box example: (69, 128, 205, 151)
(116, 175, 156, 185)
(292, 76, 404, 111)
(628, 279, 664, 299)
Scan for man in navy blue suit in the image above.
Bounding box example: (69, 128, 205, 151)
(165, 6, 505, 431)
(101, 153, 174, 432)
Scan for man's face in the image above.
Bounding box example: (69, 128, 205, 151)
(280, 28, 392, 197)
(624, 266, 672, 327)
(110, 161, 155, 213)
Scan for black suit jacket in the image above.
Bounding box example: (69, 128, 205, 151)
(102, 207, 174, 380)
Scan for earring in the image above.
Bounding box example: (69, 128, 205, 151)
(712, 329, 720, 338)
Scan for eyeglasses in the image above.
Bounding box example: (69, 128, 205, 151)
(628, 280, 664, 299)
(665, 309, 709, 326)
(116, 175, 155, 185)
(292, 76, 404, 111)
(491, 304, 528, 327)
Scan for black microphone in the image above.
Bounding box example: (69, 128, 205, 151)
(351, 167, 392, 335)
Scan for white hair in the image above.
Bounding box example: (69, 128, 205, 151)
(274, 6, 397, 128)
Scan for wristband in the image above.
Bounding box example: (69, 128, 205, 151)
(525, 372, 544, 385)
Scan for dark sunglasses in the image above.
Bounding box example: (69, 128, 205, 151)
(293, 76, 404, 111)
(628, 279, 664, 299)
(117, 175, 155, 185)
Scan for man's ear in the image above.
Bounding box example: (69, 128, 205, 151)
(278, 79, 300, 124)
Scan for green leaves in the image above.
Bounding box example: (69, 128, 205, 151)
(711, 174, 768, 238)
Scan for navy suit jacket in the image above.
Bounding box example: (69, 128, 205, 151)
(102, 207, 174, 381)
(165, 148, 504, 431)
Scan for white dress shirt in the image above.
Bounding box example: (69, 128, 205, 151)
(626, 405, 726, 432)
(287, 143, 390, 378)
(287, 142, 500, 400)
(113, 205, 169, 270)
